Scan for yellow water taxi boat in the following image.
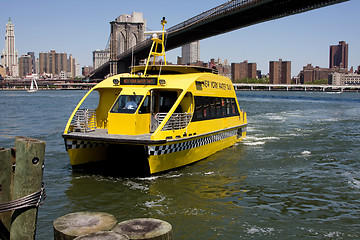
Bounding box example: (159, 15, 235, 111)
(62, 18, 247, 176)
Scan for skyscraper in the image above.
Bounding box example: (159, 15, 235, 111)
(1, 17, 19, 77)
(329, 41, 348, 70)
(181, 41, 200, 65)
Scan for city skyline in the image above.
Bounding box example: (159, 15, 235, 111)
(0, 0, 359, 77)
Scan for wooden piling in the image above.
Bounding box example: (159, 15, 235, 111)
(53, 212, 118, 240)
(9, 136, 45, 240)
(73, 231, 128, 240)
(112, 218, 173, 240)
(0, 148, 12, 239)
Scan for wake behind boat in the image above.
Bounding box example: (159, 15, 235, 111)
(62, 18, 247, 176)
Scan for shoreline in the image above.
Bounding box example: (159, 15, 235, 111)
(233, 83, 360, 92)
(1, 83, 359, 92)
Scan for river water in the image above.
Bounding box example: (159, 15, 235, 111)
(0, 90, 359, 239)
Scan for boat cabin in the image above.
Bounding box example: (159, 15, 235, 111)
(65, 65, 243, 142)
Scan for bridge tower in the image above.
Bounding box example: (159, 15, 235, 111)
(110, 12, 146, 76)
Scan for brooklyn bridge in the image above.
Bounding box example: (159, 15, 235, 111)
(90, 0, 348, 79)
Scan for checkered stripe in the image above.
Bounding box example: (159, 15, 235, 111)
(66, 140, 106, 150)
(148, 129, 238, 156)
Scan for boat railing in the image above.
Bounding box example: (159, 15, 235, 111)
(70, 109, 97, 133)
(156, 112, 193, 131)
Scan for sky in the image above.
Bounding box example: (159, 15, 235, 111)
(0, 0, 359, 77)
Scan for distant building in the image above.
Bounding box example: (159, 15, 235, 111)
(27, 52, 36, 74)
(204, 58, 231, 78)
(60, 71, 67, 80)
(93, 49, 110, 69)
(67, 54, 76, 78)
(191, 60, 206, 68)
(256, 70, 262, 79)
(231, 60, 257, 81)
(19, 54, 33, 78)
(39, 50, 76, 78)
(181, 41, 200, 65)
(269, 59, 291, 84)
(300, 64, 332, 84)
(330, 72, 360, 85)
(177, 56, 182, 65)
(82, 66, 93, 78)
(1, 18, 19, 77)
(75, 59, 81, 78)
(329, 41, 348, 70)
(35, 58, 40, 75)
(216, 65, 231, 79)
(0, 65, 5, 79)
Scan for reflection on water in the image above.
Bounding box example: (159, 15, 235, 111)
(0, 90, 359, 239)
(65, 146, 249, 232)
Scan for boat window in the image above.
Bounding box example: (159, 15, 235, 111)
(195, 97, 204, 119)
(79, 90, 100, 110)
(216, 98, 222, 116)
(210, 98, 216, 117)
(138, 95, 150, 114)
(192, 96, 239, 122)
(110, 95, 144, 114)
(159, 92, 178, 113)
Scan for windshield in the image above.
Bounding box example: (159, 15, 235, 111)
(110, 94, 144, 114)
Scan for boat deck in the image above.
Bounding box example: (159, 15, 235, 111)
(62, 129, 166, 144)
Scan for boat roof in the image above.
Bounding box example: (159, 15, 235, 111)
(131, 65, 217, 75)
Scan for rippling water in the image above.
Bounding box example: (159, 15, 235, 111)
(0, 90, 359, 239)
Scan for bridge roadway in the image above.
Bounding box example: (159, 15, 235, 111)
(91, 0, 348, 79)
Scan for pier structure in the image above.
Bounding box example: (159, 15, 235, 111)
(0, 79, 96, 90)
(1, 80, 359, 92)
(234, 83, 360, 92)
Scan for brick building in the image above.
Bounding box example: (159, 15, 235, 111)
(39, 50, 67, 77)
(300, 64, 332, 84)
(329, 41, 348, 70)
(269, 59, 291, 84)
(19, 54, 33, 77)
(82, 66, 94, 78)
(231, 61, 257, 82)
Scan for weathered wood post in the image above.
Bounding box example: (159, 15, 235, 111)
(73, 231, 128, 240)
(112, 218, 173, 240)
(0, 148, 13, 239)
(9, 136, 46, 240)
(53, 212, 118, 240)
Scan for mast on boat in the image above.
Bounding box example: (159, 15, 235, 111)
(143, 17, 167, 76)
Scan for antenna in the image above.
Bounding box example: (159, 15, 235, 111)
(143, 17, 167, 76)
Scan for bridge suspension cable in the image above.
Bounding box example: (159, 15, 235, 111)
(167, 0, 256, 33)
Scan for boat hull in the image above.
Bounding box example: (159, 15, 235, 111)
(64, 125, 246, 176)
